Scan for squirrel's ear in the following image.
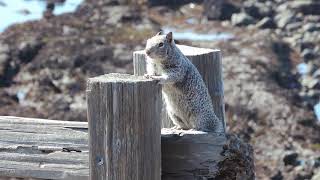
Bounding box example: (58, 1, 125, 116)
(166, 32, 173, 43)
(156, 31, 162, 36)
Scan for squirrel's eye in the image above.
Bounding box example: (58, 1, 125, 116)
(158, 42, 164, 47)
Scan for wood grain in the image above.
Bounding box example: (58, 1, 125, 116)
(133, 45, 226, 131)
(161, 128, 226, 180)
(0, 116, 254, 180)
(86, 73, 162, 180)
(0, 116, 88, 180)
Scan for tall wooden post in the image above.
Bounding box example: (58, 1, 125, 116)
(87, 73, 162, 180)
(133, 45, 226, 131)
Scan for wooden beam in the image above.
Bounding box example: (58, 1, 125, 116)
(0, 116, 88, 180)
(0, 116, 254, 180)
(86, 73, 162, 180)
(133, 45, 226, 130)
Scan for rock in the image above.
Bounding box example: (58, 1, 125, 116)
(213, 134, 255, 179)
(312, 172, 320, 180)
(231, 12, 255, 26)
(274, 10, 300, 29)
(17, 9, 31, 15)
(291, 0, 320, 15)
(18, 38, 43, 63)
(204, 0, 240, 20)
(283, 152, 299, 166)
(0, 43, 9, 54)
(271, 171, 283, 180)
(301, 76, 319, 89)
(285, 22, 303, 32)
(313, 69, 320, 78)
(148, 0, 202, 7)
(301, 48, 317, 60)
(0, 43, 10, 79)
(299, 42, 315, 52)
(244, 1, 273, 19)
(104, 6, 130, 25)
(303, 23, 320, 32)
(0, 54, 9, 76)
(256, 17, 276, 29)
(62, 25, 79, 36)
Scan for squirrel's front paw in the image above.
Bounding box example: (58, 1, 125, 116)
(145, 75, 165, 84)
(144, 74, 151, 79)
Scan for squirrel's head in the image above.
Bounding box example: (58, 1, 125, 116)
(145, 31, 174, 61)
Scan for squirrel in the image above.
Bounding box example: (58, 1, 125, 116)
(144, 31, 225, 133)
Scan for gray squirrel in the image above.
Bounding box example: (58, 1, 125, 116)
(144, 31, 225, 132)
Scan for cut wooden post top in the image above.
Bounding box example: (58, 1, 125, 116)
(87, 73, 153, 83)
(134, 44, 220, 56)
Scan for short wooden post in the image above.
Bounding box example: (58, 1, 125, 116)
(161, 129, 255, 179)
(133, 45, 226, 130)
(87, 73, 162, 180)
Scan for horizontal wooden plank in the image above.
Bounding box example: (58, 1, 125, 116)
(0, 116, 89, 180)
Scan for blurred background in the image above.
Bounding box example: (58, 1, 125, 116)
(0, 0, 319, 179)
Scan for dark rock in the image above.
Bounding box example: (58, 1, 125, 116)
(46, 2, 55, 11)
(231, 12, 255, 26)
(285, 22, 303, 32)
(121, 10, 142, 23)
(303, 23, 320, 32)
(256, 17, 276, 29)
(291, 0, 320, 15)
(295, 171, 314, 180)
(18, 38, 43, 63)
(0, 54, 9, 76)
(204, 0, 240, 21)
(283, 152, 299, 166)
(299, 42, 315, 52)
(244, 1, 273, 20)
(271, 171, 283, 180)
(301, 49, 317, 60)
(215, 134, 255, 180)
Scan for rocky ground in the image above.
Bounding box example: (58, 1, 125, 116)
(0, 0, 319, 179)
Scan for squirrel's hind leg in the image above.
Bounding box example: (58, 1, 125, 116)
(167, 111, 189, 130)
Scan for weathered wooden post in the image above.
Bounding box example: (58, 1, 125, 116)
(161, 129, 255, 179)
(87, 73, 162, 180)
(133, 45, 226, 130)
